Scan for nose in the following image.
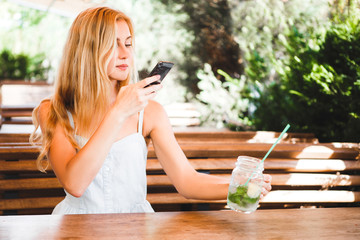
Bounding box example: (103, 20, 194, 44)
(117, 44, 130, 59)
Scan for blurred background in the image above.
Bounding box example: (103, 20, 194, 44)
(0, 0, 359, 142)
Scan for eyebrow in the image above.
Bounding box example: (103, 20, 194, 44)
(117, 36, 132, 42)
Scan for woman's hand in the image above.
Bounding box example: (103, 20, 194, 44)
(111, 75, 163, 120)
(260, 174, 272, 199)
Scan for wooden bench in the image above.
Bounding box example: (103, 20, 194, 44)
(0, 130, 318, 144)
(0, 132, 359, 215)
(0, 105, 34, 127)
(0, 102, 201, 128)
(0, 133, 33, 143)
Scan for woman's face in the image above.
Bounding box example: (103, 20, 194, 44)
(107, 20, 133, 82)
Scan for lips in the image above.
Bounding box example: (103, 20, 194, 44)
(117, 64, 128, 71)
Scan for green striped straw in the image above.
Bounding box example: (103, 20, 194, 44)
(245, 124, 290, 186)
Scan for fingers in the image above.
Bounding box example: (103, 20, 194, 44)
(138, 75, 161, 88)
(260, 174, 272, 199)
(114, 76, 163, 117)
(260, 185, 271, 199)
(144, 83, 163, 96)
(263, 174, 272, 183)
(130, 78, 162, 105)
(134, 75, 162, 95)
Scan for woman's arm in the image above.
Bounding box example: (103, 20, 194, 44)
(39, 100, 125, 197)
(146, 101, 229, 200)
(39, 77, 162, 197)
(146, 101, 272, 200)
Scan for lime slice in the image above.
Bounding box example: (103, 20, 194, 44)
(247, 183, 261, 198)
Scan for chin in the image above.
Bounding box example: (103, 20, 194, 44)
(109, 74, 129, 81)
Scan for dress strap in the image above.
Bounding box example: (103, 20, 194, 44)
(66, 110, 75, 129)
(138, 110, 144, 134)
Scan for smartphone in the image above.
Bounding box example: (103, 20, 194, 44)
(144, 61, 174, 88)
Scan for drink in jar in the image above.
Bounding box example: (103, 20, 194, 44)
(227, 156, 264, 213)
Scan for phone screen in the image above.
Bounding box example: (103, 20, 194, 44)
(145, 61, 174, 87)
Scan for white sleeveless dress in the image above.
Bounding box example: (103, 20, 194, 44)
(52, 110, 154, 214)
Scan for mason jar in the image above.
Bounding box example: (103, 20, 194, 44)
(227, 156, 264, 213)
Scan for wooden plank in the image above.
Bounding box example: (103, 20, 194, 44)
(1, 190, 359, 211)
(1, 158, 360, 173)
(2, 111, 33, 118)
(0, 133, 31, 143)
(0, 105, 34, 126)
(0, 159, 38, 172)
(0, 142, 34, 146)
(261, 190, 360, 203)
(2, 173, 358, 192)
(147, 143, 359, 159)
(0, 197, 63, 210)
(174, 131, 318, 144)
(147, 173, 360, 187)
(148, 158, 360, 172)
(0, 208, 359, 239)
(0, 178, 61, 190)
(270, 173, 360, 187)
(0, 146, 39, 160)
(0, 131, 318, 144)
(1, 143, 358, 160)
(147, 190, 360, 205)
(1, 119, 33, 125)
(1, 107, 33, 112)
(265, 159, 360, 172)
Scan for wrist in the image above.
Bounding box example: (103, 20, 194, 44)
(107, 106, 127, 127)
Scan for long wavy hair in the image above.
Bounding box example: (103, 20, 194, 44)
(30, 7, 136, 172)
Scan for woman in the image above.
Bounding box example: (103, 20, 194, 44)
(31, 7, 271, 214)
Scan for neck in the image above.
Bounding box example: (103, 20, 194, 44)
(109, 80, 119, 105)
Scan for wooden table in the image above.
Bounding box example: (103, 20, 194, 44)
(0, 208, 359, 239)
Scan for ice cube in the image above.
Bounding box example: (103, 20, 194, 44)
(228, 185, 237, 194)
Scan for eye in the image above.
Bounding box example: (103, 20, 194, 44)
(125, 36, 132, 48)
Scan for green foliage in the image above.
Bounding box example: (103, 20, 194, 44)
(158, 0, 244, 95)
(229, 0, 329, 84)
(197, 0, 330, 132)
(27, 53, 51, 81)
(252, 2, 360, 142)
(0, 0, 71, 82)
(0, 49, 50, 80)
(0, 49, 29, 79)
(196, 64, 253, 130)
(196, 0, 359, 142)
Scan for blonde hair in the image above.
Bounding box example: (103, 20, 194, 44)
(30, 7, 136, 172)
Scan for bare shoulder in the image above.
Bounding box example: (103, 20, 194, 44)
(144, 100, 168, 124)
(38, 99, 51, 116)
(145, 100, 166, 114)
(143, 100, 171, 136)
(36, 99, 51, 128)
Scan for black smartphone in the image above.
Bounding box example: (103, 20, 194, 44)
(144, 61, 174, 88)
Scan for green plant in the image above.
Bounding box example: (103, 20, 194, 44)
(229, 0, 329, 85)
(196, 0, 331, 132)
(27, 53, 51, 81)
(158, 0, 244, 96)
(0, 49, 28, 80)
(252, 2, 360, 142)
(0, 49, 50, 81)
(196, 64, 253, 130)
